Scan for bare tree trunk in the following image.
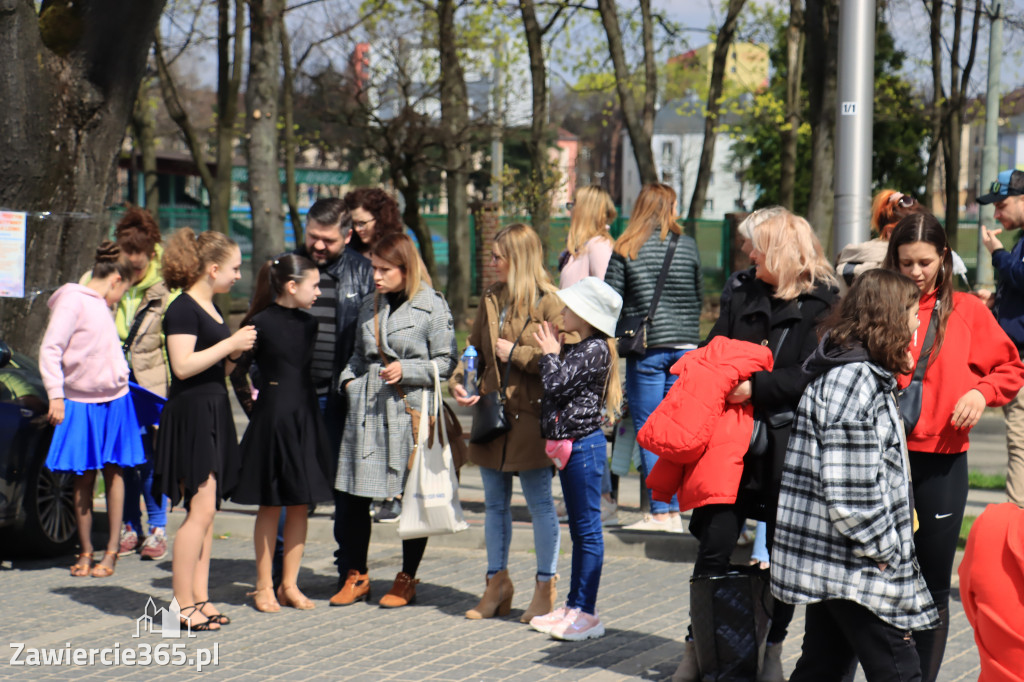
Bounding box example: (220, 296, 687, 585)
(280, 18, 304, 246)
(926, 0, 944, 216)
(438, 0, 470, 327)
(780, 0, 804, 211)
(132, 79, 160, 216)
(805, 0, 838, 246)
(246, 0, 285, 280)
(520, 0, 553, 246)
(596, 0, 658, 184)
(687, 0, 747, 223)
(394, 169, 437, 281)
(0, 0, 165, 352)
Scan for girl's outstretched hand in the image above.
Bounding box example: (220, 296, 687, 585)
(533, 321, 561, 356)
(451, 383, 480, 406)
(951, 388, 985, 429)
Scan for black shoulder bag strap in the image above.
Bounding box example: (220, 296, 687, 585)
(122, 299, 158, 354)
(644, 232, 680, 326)
(493, 309, 534, 405)
(911, 301, 940, 386)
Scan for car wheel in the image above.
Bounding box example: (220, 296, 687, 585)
(21, 443, 77, 555)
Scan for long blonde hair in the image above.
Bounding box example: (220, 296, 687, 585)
(602, 337, 622, 418)
(750, 209, 836, 301)
(613, 183, 680, 260)
(566, 186, 616, 256)
(493, 223, 557, 320)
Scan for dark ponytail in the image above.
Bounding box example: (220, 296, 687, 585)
(240, 253, 317, 327)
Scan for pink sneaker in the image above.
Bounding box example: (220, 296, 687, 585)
(549, 608, 605, 641)
(545, 439, 572, 470)
(529, 606, 569, 634)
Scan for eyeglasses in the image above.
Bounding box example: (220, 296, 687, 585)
(565, 202, 575, 210)
(490, 251, 506, 263)
(352, 218, 375, 229)
(887, 192, 916, 209)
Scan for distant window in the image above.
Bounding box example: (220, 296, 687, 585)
(705, 199, 713, 211)
(709, 172, 715, 185)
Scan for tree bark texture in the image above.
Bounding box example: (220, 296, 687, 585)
(805, 0, 837, 248)
(246, 0, 285, 280)
(438, 0, 470, 328)
(686, 0, 747, 224)
(132, 79, 161, 216)
(0, 0, 166, 354)
(596, 0, 658, 185)
(780, 0, 804, 211)
(280, 19, 304, 246)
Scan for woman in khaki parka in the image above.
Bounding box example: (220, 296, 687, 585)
(451, 223, 579, 624)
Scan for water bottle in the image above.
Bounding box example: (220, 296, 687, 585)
(463, 345, 479, 398)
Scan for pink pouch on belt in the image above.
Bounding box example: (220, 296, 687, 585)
(545, 439, 573, 470)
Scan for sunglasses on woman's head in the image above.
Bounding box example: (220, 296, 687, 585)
(888, 193, 916, 209)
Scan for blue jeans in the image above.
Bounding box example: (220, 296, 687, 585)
(123, 429, 167, 533)
(558, 429, 606, 615)
(626, 347, 687, 515)
(479, 464, 559, 579)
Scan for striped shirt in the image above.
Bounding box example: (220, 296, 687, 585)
(310, 270, 337, 394)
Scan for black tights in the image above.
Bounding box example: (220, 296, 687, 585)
(333, 490, 427, 579)
(688, 504, 795, 644)
(908, 451, 968, 682)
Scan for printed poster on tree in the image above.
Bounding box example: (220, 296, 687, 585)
(0, 211, 27, 298)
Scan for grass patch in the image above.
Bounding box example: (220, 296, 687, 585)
(968, 471, 1006, 490)
(959, 515, 976, 549)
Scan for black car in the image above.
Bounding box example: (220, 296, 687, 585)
(0, 340, 76, 556)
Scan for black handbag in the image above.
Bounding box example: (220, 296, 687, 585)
(899, 301, 940, 434)
(616, 232, 680, 358)
(690, 564, 775, 680)
(469, 315, 531, 444)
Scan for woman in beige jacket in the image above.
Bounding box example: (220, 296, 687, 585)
(451, 223, 578, 623)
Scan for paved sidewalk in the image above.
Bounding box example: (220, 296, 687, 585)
(0, 406, 1008, 679)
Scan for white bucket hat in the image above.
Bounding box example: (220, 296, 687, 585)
(557, 277, 623, 338)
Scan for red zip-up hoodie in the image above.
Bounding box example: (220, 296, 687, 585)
(900, 290, 1024, 454)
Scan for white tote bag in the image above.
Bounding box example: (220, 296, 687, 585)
(397, 361, 470, 539)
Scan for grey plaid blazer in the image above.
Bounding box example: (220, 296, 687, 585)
(335, 285, 457, 498)
(771, 361, 939, 632)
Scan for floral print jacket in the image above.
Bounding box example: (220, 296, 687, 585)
(538, 335, 611, 441)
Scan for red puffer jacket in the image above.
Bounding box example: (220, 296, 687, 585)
(638, 337, 774, 512)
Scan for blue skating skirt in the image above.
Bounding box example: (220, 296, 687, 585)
(45, 395, 147, 474)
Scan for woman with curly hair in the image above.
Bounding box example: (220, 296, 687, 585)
(343, 188, 404, 255)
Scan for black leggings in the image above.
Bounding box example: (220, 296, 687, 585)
(908, 451, 968, 682)
(332, 490, 427, 579)
(688, 504, 795, 644)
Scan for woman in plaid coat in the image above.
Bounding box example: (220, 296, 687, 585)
(772, 270, 939, 680)
(331, 234, 457, 609)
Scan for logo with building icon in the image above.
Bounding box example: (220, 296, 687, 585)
(134, 597, 196, 638)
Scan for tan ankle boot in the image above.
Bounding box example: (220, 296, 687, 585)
(466, 570, 514, 619)
(519, 575, 557, 623)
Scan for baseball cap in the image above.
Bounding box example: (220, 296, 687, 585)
(977, 169, 1024, 204)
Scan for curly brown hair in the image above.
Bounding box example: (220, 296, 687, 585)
(115, 206, 162, 255)
(343, 188, 402, 252)
(161, 228, 238, 290)
(821, 269, 920, 374)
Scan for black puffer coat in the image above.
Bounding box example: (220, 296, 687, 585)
(704, 277, 838, 519)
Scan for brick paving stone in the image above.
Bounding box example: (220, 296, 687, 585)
(0, 531, 982, 681)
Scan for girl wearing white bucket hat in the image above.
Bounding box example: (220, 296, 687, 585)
(529, 276, 623, 641)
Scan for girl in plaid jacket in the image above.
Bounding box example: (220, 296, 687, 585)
(773, 269, 939, 681)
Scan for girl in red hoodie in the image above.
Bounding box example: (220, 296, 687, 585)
(40, 242, 147, 578)
(884, 213, 1024, 681)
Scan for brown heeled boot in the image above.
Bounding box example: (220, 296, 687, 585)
(465, 569, 514, 619)
(379, 571, 419, 608)
(329, 569, 371, 606)
(520, 575, 557, 623)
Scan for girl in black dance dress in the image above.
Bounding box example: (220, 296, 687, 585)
(229, 255, 333, 612)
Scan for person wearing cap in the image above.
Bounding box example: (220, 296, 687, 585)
(529, 276, 623, 641)
(978, 168, 1024, 508)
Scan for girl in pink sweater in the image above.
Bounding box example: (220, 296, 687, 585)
(40, 242, 146, 578)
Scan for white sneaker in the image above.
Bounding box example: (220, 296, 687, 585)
(549, 608, 605, 641)
(529, 606, 569, 634)
(623, 514, 683, 533)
